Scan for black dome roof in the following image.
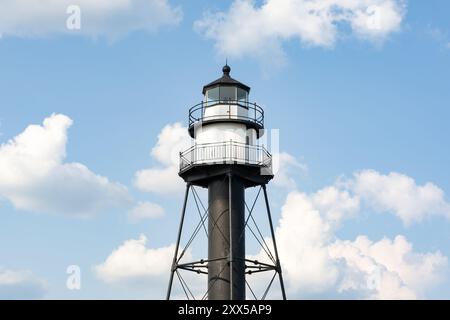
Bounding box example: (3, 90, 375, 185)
(202, 65, 251, 95)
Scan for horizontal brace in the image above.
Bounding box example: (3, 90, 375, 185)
(245, 265, 277, 270)
(177, 266, 209, 275)
(246, 268, 276, 275)
(180, 264, 208, 269)
(176, 257, 228, 268)
(241, 258, 277, 269)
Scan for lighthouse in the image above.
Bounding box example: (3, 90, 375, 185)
(166, 65, 286, 300)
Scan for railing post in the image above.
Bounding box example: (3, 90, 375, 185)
(202, 100, 205, 118)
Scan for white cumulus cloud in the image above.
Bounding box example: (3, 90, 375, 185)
(0, 114, 130, 217)
(95, 235, 206, 298)
(251, 173, 448, 299)
(0, 0, 182, 38)
(95, 234, 186, 283)
(351, 170, 450, 225)
(128, 201, 165, 222)
(134, 122, 192, 195)
(195, 0, 406, 62)
(275, 187, 359, 294)
(330, 235, 448, 299)
(0, 267, 47, 300)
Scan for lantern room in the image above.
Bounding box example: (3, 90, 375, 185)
(188, 65, 264, 141)
(203, 64, 250, 103)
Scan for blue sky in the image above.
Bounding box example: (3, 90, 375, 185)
(0, 0, 450, 300)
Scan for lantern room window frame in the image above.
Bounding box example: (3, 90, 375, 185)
(205, 86, 249, 108)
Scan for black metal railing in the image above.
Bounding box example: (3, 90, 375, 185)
(188, 100, 264, 128)
(180, 141, 272, 172)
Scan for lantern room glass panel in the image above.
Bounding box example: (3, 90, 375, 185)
(237, 88, 248, 105)
(219, 86, 236, 101)
(206, 87, 220, 103)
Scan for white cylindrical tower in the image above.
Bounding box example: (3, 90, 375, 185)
(185, 65, 265, 169)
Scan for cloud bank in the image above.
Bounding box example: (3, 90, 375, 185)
(330, 235, 447, 299)
(100, 169, 449, 299)
(195, 0, 406, 61)
(254, 171, 449, 299)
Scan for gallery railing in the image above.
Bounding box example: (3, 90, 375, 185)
(188, 100, 264, 129)
(180, 141, 272, 173)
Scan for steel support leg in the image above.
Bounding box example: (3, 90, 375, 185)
(166, 183, 191, 300)
(262, 184, 287, 300)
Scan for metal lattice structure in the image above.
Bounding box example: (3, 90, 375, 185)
(166, 183, 286, 300)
